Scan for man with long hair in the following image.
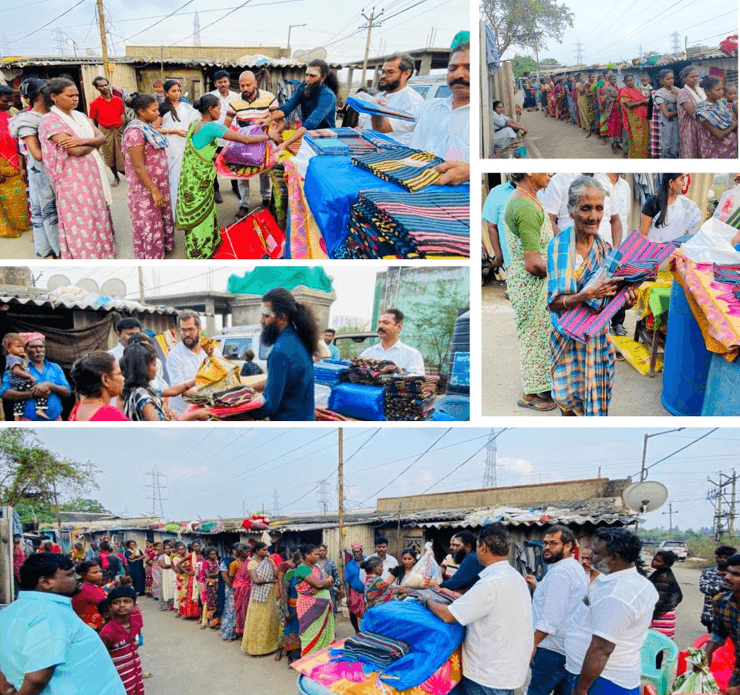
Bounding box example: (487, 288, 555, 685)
(252, 287, 318, 420)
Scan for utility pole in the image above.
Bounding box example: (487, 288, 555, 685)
(573, 40, 584, 64)
(662, 502, 677, 538)
(359, 8, 384, 88)
(286, 23, 306, 55)
(730, 472, 737, 540)
(145, 465, 167, 517)
(483, 428, 497, 488)
(640, 428, 684, 481)
(138, 267, 146, 304)
(670, 31, 681, 53)
(96, 0, 111, 79)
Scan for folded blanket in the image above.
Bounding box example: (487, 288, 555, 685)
(351, 148, 445, 192)
(346, 96, 416, 122)
(714, 263, 740, 285)
(342, 631, 411, 669)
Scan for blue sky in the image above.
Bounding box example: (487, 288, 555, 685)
(26, 426, 735, 531)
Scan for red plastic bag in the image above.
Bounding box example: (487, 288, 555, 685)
(212, 209, 286, 259)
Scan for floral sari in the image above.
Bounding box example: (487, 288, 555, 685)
(600, 84, 621, 141)
(175, 553, 201, 618)
(296, 563, 335, 656)
(620, 87, 649, 158)
(199, 559, 220, 627)
(364, 575, 397, 610)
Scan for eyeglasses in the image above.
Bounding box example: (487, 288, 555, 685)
(380, 69, 400, 76)
(180, 327, 198, 334)
(734, 177, 740, 183)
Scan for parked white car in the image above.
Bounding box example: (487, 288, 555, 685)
(657, 540, 689, 561)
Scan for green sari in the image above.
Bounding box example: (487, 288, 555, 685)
(175, 122, 221, 259)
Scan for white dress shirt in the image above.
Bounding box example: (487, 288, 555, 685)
(367, 553, 399, 581)
(532, 556, 588, 655)
(165, 341, 221, 414)
(360, 339, 425, 375)
(409, 96, 469, 162)
(357, 86, 425, 145)
(564, 566, 659, 689)
(595, 174, 630, 247)
(541, 173, 581, 233)
(209, 88, 239, 147)
(449, 560, 534, 690)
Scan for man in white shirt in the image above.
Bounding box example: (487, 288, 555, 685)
(357, 54, 423, 146)
(165, 310, 220, 415)
(526, 525, 588, 695)
(108, 318, 167, 392)
(564, 528, 658, 695)
(208, 69, 240, 204)
(367, 536, 398, 581)
(409, 42, 470, 186)
(417, 523, 533, 695)
(359, 308, 425, 375)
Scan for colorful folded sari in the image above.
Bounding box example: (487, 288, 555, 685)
(296, 564, 335, 656)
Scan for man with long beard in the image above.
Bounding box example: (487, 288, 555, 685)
(439, 531, 484, 593)
(0, 553, 126, 695)
(251, 287, 317, 421)
(526, 525, 588, 695)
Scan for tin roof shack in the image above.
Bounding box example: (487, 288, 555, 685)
(0, 285, 178, 419)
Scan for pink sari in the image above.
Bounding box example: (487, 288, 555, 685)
(233, 557, 253, 634)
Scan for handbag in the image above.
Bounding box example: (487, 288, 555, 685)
(222, 125, 267, 167)
(212, 209, 286, 260)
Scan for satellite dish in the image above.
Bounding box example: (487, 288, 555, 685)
(622, 481, 668, 514)
(292, 47, 327, 62)
(101, 278, 127, 297)
(76, 278, 100, 294)
(46, 274, 71, 290)
(85, 48, 96, 56)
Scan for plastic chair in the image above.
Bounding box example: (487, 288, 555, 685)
(641, 629, 680, 695)
(676, 632, 735, 691)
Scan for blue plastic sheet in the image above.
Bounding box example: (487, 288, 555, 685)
(303, 156, 469, 258)
(349, 601, 465, 689)
(328, 382, 384, 420)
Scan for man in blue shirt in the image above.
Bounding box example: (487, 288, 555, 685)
(323, 328, 340, 360)
(0, 553, 126, 695)
(252, 287, 316, 421)
(482, 179, 516, 270)
(439, 531, 485, 592)
(260, 59, 338, 154)
(0, 333, 70, 420)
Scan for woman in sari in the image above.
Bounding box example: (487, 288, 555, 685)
(542, 77, 552, 116)
(38, 78, 115, 258)
(344, 543, 366, 634)
(68, 352, 128, 422)
(122, 92, 174, 259)
(591, 74, 605, 142)
(0, 85, 30, 240)
(363, 556, 397, 611)
(199, 546, 221, 629)
(157, 79, 198, 218)
(149, 541, 163, 600)
(9, 79, 59, 256)
(620, 74, 650, 159)
(546, 176, 638, 417)
(124, 540, 146, 596)
(600, 75, 622, 154)
(71, 560, 107, 631)
(555, 80, 569, 121)
(233, 544, 253, 636)
(503, 173, 556, 412)
(242, 542, 281, 656)
(158, 541, 176, 612)
(280, 554, 303, 664)
(695, 76, 738, 159)
(522, 79, 537, 110)
(220, 544, 245, 640)
(676, 65, 706, 159)
(176, 93, 275, 259)
(173, 542, 200, 619)
(577, 75, 593, 135)
(653, 70, 679, 158)
(143, 541, 154, 596)
(295, 544, 335, 657)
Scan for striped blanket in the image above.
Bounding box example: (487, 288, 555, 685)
(713, 263, 740, 285)
(351, 148, 444, 192)
(557, 231, 678, 343)
(346, 96, 416, 121)
(342, 631, 410, 668)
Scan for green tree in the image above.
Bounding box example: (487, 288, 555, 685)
(59, 498, 110, 514)
(512, 55, 537, 79)
(14, 499, 57, 525)
(481, 0, 575, 59)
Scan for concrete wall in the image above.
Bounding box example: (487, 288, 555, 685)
(126, 46, 289, 61)
(0, 269, 33, 287)
(376, 478, 629, 513)
(137, 67, 206, 100)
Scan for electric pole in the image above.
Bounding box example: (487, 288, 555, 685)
(670, 32, 681, 53)
(138, 267, 146, 304)
(359, 8, 384, 88)
(145, 465, 167, 517)
(708, 471, 738, 539)
(287, 24, 306, 54)
(640, 428, 684, 481)
(573, 40, 584, 64)
(731, 473, 737, 540)
(272, 488, 281, 515)
(483, 428, 497, 488)
(193, 11, 201, 47)
(317, 479, 330, 514)
(96, 0, 111, 79)
(662, 502, 677, 539)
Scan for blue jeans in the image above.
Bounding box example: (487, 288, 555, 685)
(26, 159, 60, 257)
(563, 673, 640, 695)
(528, 647, 571, 695)
(449, 678, 514, 695)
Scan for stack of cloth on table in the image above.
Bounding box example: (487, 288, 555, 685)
(315, 407, 360, 421)
(342, 632, 410, 669)
(339, 358, 401, 385)
(559, 230, 679, 343)
(714, 263, 740, 302)
(384, 374, 439, 421)
(346, 96, 416, 122)
(339, 189, 470, 259)
(184, 384, 260, 408)
(351, 147, 445, 192)
(314, 360, 351, 387)
(304, 128, 401, 156)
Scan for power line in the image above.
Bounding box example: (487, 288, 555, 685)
(169, 0, 254, 46)
(122, 0, 196, 43)
(7, 0, 88, 45)
(638, 428, 718, 477)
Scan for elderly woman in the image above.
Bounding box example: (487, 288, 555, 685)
(600, 74, 622, 154)
(695, 75, 738, 159)
(546, 176, 637, 416)
(492, 101, 527, 152)
(502, 173, 556, 412)
(676, 65, 706, 159)
(344, 543, 366, 633)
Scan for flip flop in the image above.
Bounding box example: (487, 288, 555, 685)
(517, 396, 557, 412)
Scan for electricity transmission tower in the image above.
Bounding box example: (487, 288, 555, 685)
(317, 479, 330, 514)
(573, 40, 584, 64)
(193, 11, 201, 47)
(483, 429, 498, 488)
(53, 28, 67, 55)
(670, 32, 682, 53)
(272, 488, 281, 515)
(145, 465, 168, 517)
(708, 471, 738, 539)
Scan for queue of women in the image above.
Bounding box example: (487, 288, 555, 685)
(514, 67, 737, 158)
(496, 172, 702, 417)
(2, 77, 271, 259)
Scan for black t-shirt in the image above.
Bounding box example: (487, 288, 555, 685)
(641, 195, 660, 219)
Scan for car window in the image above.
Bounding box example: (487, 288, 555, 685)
(223, 337, 253, 360)
(410, 85, 430, 98)
(435, 85, 451, 98)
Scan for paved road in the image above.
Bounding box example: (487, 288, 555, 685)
(137, 595, 354, 695)
(671, 563, 707, 650)
(3, 175, 264, 260)
(481, 279, 669, 417)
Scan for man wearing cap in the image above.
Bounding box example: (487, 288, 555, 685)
(0, 332, 70, 421)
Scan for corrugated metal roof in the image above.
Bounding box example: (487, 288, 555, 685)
(1, 55, 343, 69)
(0, 294, 178, 316)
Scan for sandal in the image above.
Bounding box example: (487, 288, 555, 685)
(517, 395, 557, 412)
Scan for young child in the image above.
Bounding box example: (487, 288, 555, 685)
(99, 586, 145, 695)
(723, 83, 738, 118)
(2, 333, 47, 420)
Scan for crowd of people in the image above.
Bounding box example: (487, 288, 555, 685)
(0, 41, 470, 260)
(482, 172, 710, 416)
(511, 68, 737, 158)
(7, 523, 740, 695)
(0, 286, 427, 422)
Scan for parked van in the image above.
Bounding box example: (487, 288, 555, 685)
(212, 326, 269, 371)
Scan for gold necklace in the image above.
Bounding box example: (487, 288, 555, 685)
(517, 184, 543, 210)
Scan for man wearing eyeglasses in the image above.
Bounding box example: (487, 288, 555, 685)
(165, 310, 221, 415)
(357, 54, 423, 145)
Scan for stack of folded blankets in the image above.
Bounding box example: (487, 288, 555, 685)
(314, 359, 351, 387)
(342, 631, 410, 669)
(315, 407, 360, 421)
(351, 147, 444, 192)
(713, 263, 740, 302)
(184, 384, 260, 408)
(340, 358, 402, 385)
(384, 374, 439, 421)
(340, 189, 470, 259)
(304, 128, 400, 156)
